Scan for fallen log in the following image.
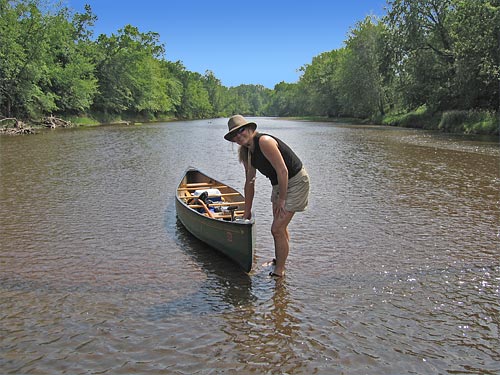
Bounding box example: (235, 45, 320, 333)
(42, 115, 72, 128)
(1, 117, 22, 127)
(1, 126, 36, 135)
(0, 117, 35, 135)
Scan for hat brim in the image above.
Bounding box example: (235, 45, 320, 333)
(224, 122, 257, 141)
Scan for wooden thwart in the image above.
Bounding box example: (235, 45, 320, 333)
(216, 192, 240, 197)
(188, 201, 245, 208)
(185, 182, 214, 187)
(180, 192, 240, 198)
(177, 185, 228, 191)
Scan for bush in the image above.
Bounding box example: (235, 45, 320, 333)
(382, 105, 440, 129)
(66, 116, 100, 126)
(439, 110, 499, 135)
(382, 107, 498, 135)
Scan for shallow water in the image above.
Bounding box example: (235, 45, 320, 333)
(1, 118, 499, 374)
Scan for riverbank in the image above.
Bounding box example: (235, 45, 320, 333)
(0, 114, 178, 135)
(381, 106, 499, 135)
(288, 107, 499, 136)
(2, 108, 498, 136)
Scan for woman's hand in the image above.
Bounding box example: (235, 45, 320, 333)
(273, 198, 287, 217)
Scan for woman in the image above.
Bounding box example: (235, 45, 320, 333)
(224, 115, 310, 277)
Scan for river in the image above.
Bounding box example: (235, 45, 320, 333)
(1, 118, 499, 374)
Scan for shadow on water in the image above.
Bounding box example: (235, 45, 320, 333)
(152, 203, 257, 319)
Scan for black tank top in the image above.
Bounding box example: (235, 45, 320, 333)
(251, 133, 303, 186)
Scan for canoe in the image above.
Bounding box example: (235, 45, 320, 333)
(175, 167, 255, 272)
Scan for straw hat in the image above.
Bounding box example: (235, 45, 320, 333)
(224, 115, 257, 141)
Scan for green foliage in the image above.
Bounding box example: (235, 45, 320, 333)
(92, 25, 168, 115)
(0, 1, 273, 121)
(449, 0, 500, 109)
(0, 0, 98, 118)
(1, 0, 498, 135)
(297, 50, 344, 116)
(382, 105, 439, 129)
(0, 0, 51, 117)
(382, 107, 498, 135)
(337, 17, 386, 117)
(267, 82, 301, 117)
(180, 78, 212, 119)
(439, 110, 499, 134)
(227, 84, 272, 116)
(384, 0, 499, 112)
(281, 0, 499, 134)
(65, 115, 99, 126)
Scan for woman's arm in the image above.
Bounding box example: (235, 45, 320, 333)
(243, 161, 256, 220)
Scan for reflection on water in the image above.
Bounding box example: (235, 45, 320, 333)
(0, 119, 499, 374)
(150, 217, 256, 318)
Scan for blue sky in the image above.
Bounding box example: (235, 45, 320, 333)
(66, 0, 388, 88)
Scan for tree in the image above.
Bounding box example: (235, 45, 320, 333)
(448, 0, 499, 109)
(267, 82, 301, 117)
(43, 5, 98, 115)
(384, 0, 499, 113)
(93, 25, 167, 116)
(229, 84, 272, 116)
(298, 49, 348, 117)
(202, 70, 224, 117)
(0, 0, 55, 117)
(336, 16, 386, 117)
(174, 70, 212, 119)
(0, 0, 98, 118)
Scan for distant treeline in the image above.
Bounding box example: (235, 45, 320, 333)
(1, 0, 498, 134)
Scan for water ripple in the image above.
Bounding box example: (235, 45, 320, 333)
(1, 121, 498, 374)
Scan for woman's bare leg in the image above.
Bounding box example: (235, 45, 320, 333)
(271, 205, 295, 276)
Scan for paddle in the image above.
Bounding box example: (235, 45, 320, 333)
(195, 191, 215, 218)
(197, 198, 215, 218)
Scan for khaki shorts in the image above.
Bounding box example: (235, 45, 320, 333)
(271, 167, 310, 212)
